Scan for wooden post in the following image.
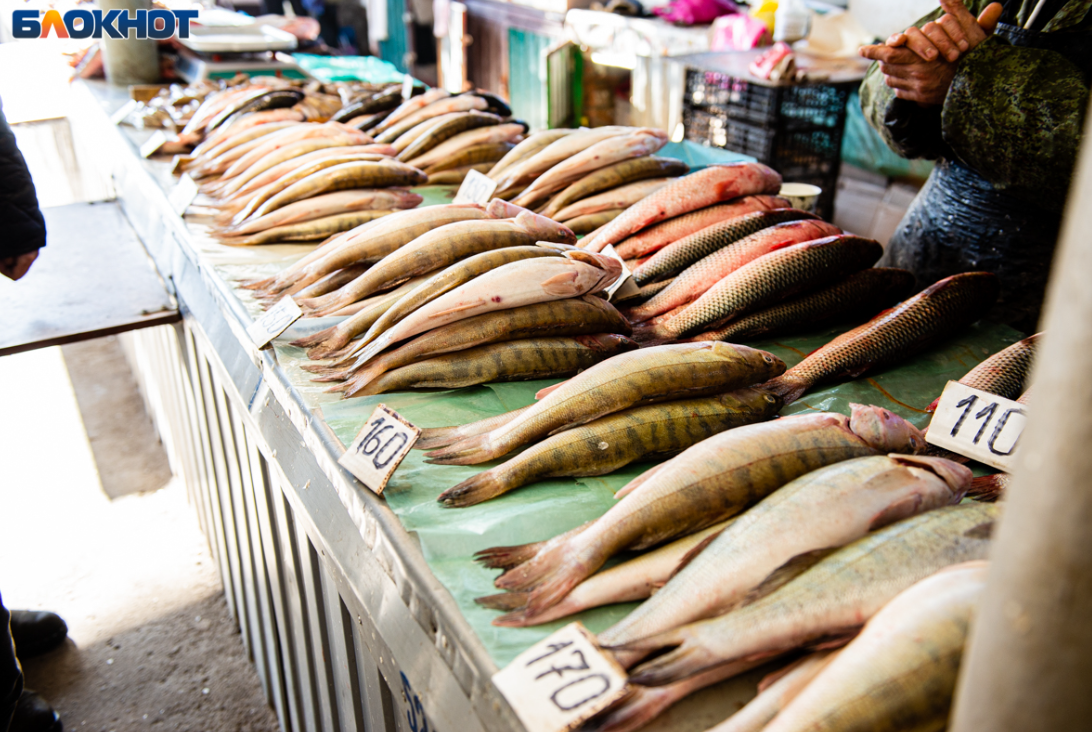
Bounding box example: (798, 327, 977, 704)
(948, 102, 1092, 728)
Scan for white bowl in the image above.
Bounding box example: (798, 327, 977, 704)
(779, 182, 822, 213)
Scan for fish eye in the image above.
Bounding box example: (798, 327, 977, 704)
(763, 355, 774, 363)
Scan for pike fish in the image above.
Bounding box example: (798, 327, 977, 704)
(494, 127, 629, 195)
(564, 210, 623, 236)
(541, 156, 691, 219)
(759, 563, 988, 732)
(218, 189, 422, 237)
(620, 503, 998, 686)
(688, 268, 916, 343)
(395, 110, 504, 158)
(250, 160, 427, 219)
(374, 94, 489, 143)
(552, 178, 674, 223)
(582, 164, 783, 253)
(424, 142, 515, 174)
(764, 272, 1001, 405)
(488, 129, 574, 180)
(598, 455, 971, 650)
(218, 211, 392, 246)
(424, 342, 786, 466)
(632, 210, 820, 286)
(371, 88, 450, 133)
(439, 388, 783, 507)
(640, 235, 883, 342)
(484, 405, 925, 616)
(406, 123, 525, 170)
(926, 332, 1041, 412)
(351, 334, 638, 396)
(613, 196, 793, 260)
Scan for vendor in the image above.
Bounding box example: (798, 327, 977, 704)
(858, 0, 1090, 333)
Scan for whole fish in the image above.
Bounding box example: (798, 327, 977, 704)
(485, 405, 925, 616)
(764, 272, 1001, 405)
(628, 220, 843, 322)
(641, 235, 883, 342)
(488, 129, 575, 180)
(296, 246, 565, 359)
(406, 123, 525, 170)
(250, 160, 427, 219)
(760, 563, 988, 732)
(688, 268, 916, 343)
(374, 95, 489, 143)
(394, 110, 502, 155)
(224, 145, 394, 208)
(439, 388, 784, 507)
(494, 127, 629, 195)
(427, 163, 494, 185)
(246, 204, 493, 298)
(348, 251, 623, 367)
(178, 86, 266, 143)
(188, 121, 303, 177)
(325, 295, 631, 390)
(388, 111, 465, 154)
(926, 332, 1041, 412)
(613, 196, 792, 260)
(190, 110, 301, 159)
(296, 213, 576, 316)
(564, 209, 624, 236)
(541, 156, 691, 219)
(481, 521, 735, 627)
(214, 134, 366, 198)
(351, 334, 638, 396)
(582, 164, 783, 253)
(371, 87, 450, 134)
(552, 178, 675, 223)
(206, 89, 303, 131)
(218, 210, 392, 246)
(331, 85, 414, 123)
(424, 142, 516, 174)
(294, 263, 369, 300)
(598, 454, 971, 650)
(620, 503, 997, 686)
(707, 652, 840, 732)
(632, 210, 822, 286)
(424, 342, 786, 466)
(512, 129, 669, 207)
(218, 189, 422, 237)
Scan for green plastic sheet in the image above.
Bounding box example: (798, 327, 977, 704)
(272, 318, 1022, 667)
(292, 53, 411, 84)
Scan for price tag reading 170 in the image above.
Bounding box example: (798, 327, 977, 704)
(338, 405, 421, 494)
(926, 381, 1026, 471)
(492, 623, 627, 732)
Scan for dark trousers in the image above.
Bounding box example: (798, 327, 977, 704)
(0, 593, 22, 732)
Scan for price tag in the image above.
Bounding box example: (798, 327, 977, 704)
(140, 130, 169, 158)
(111, 99, 141, 126)
(601, 244, 639, 301)
(493, 622, 627, 732)
(453, 168, 498, 204)
(169, 173, 199, 216)
(338, 405, 421, 494)
(246, 296, 303, 348)
(402, 74, 415, 100)
(926, 381, 1027, 471)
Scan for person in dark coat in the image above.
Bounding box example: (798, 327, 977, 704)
(0, 103, 46, 281)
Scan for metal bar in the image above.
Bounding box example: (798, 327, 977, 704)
(321, 567, 367, 732)
(297, 522, 341, 732)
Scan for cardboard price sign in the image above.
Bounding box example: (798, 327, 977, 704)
(926, 381, 1026, 471)
(110, 99, 140, 126)
(140, 130, 169, 158)
(402, 74, 415, 100)
(169, 174, 199, 216)
(453, 169, 497, 205)
(492, 623, 627, 732)
(246, 296, 303, 348)
(601, 244, 639, 301)
(338, 405, 420, 494)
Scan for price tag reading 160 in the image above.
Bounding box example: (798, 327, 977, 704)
(926, 381, 1027, 471)
(492, 623, 627, 732)
(339, 405, 421, 494)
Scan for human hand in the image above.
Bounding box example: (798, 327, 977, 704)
(885, 1, 1003, 63)
(1, 250, 39, 281)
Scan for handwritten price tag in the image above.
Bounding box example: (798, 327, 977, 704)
(247, 296, 303, 348)
(402, 74, 415, 100)
(169, 173, 199, 216)
(453, 169, 498, 204)
(140, 130, 169, 158)
(601, 244, 639, 301)
(111, 99, 141, 126)
(926, 381, 1026, 471)
(492, 622, 627, 732)
(338, 405, 421, 494)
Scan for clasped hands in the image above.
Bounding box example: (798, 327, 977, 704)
(859, 0, 1004, 107)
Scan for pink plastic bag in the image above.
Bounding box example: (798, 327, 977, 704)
(653, 0, 739, 27)
(710, 12, 771, 50)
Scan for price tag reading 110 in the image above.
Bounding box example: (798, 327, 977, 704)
(925, 381, 1027, 471)
(492, 623, 627, 732)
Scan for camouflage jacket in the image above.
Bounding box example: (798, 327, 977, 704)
(859, 0, 1091, 209)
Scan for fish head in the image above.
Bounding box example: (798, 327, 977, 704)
(515, 211, 577, 245)
(564, 250, 624, 293)
(890, 455, 974, 498)
(849, 403, 926, 454)
(709, 343, 786, 380)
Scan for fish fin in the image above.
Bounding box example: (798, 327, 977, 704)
(584, 685, 674, 732)
(964, 521, 995, 540)
(474, 542, 548, 571)
(760, 377, 808, 406)
(535, 381, 567, 400)
(291, 325, 339, 349)
(475, 591, 530, 611)
(666, 529, 729, 581)
(493, 541, 595, 617)
(739, 548, 839, 609)
(867, 494, 925, 531)
(541, 271, 582, 296)
(437, 470, 510, 507)
(925, 396, 941, 413)
(967, 473, 1008, 503)
(431, 300, 488, 317)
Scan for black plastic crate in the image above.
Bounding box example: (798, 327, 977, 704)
(685, 69, 849, 129)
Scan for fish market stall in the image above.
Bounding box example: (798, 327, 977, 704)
(70, 76, 1027, 732)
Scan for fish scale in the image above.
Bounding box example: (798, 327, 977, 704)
(437, 388, 783, 507)
(954, 332, 1040, 401)
(764, 272, 1001, 406)
(632, 209, 820, 286)
(646, 235, 883, 341)
(688, 268, 916, 343)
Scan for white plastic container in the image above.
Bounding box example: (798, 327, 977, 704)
(774, 0, 812, 43)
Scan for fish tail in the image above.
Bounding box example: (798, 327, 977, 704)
(925, 395, 941, 413)
(437, 470, 510, 507)
(585, 686, 674, 732)
(474, 591, 530, 611)
(760, 376, 808, 406)
(238, 276, 278, 291)
(473, 540, 548, 570)
(291, 324, 340, 350)
(967, 473, 1009, 503)
(324, 381, 352, 394)
(625, 638, 706, 687)
(493, 594, 583, 628)
(423, 434, 494, 466)
(414, 427, 466, 451)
